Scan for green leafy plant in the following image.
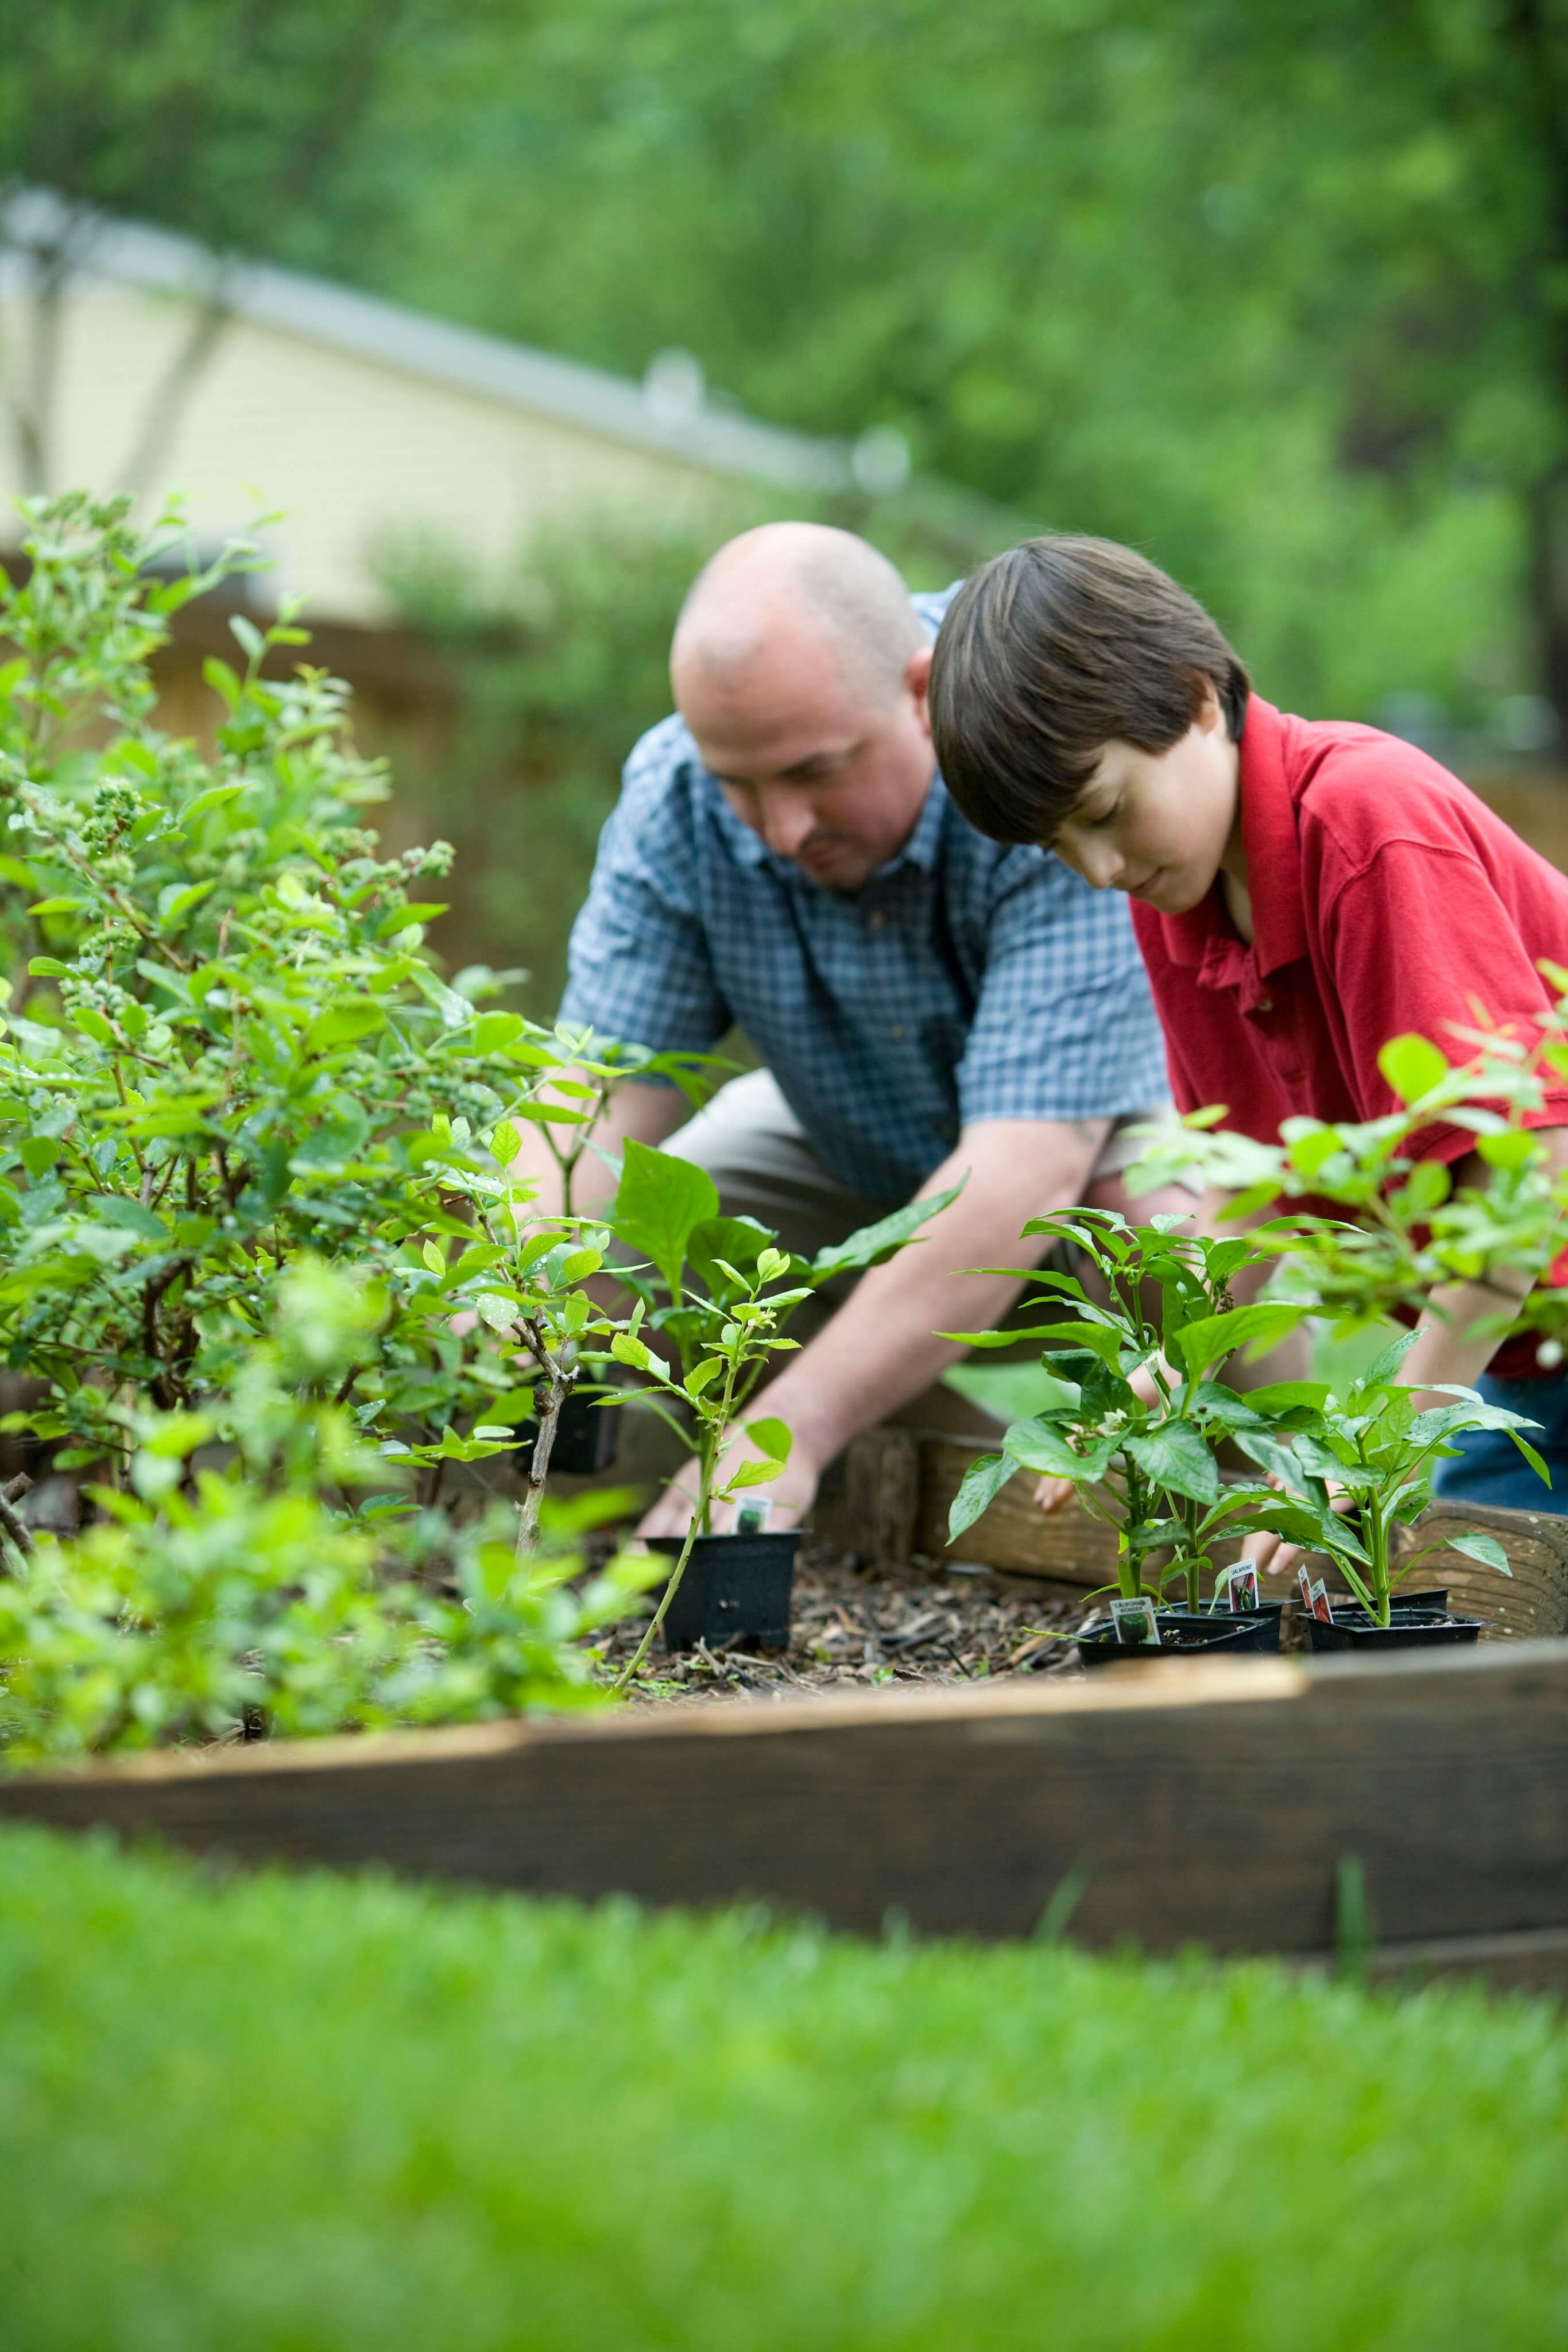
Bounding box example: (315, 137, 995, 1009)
(0, 491, 694, 1755)
(1230, 1329, 1543, 1628)
(0, 1257, 659, 1763)
(601, 1138, 961, 1678)
(943, 1210, 1341, 1616)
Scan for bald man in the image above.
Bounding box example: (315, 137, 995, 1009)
(524, 522, 1177, 1533)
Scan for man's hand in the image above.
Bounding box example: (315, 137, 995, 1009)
(636, 1422, 824, 1539)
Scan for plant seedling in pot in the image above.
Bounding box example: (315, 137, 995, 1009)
(1235, 1328, 1545, 1642)
(602, 1139, 962, 1674)
(943, 1210, 1352, 1657)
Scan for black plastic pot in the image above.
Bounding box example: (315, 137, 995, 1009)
(1077, 1612, 1263, 1668)
(1304, 1605, 1482, 1654)
(525, 1387, 621, 1477)
(1157, 1606, 1283, 1654)
(646, 1530, 799, 1653)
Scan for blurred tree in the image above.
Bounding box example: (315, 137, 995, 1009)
(332, 0, 1562, 733)
(0, 0, 430, 495)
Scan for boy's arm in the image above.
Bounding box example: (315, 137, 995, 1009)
(1399, 1131, 1568, 1403)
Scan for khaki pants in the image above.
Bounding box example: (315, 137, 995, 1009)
(658, 1069, 1166, 1443)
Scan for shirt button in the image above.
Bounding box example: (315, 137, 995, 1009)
(1256, 995, 1273, 1012)
(867, 911, 885, 930)
(889, 1023, 905, 1040)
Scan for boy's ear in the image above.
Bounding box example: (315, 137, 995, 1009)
(1195, 676, 1225, 734)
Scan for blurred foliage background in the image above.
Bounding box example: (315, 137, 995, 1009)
(5, 0, 1567, 1007)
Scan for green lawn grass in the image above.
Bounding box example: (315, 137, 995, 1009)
(1, 1825, 1565, 2350)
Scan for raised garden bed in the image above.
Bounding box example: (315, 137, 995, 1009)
(6, 1637, 1568, 1997)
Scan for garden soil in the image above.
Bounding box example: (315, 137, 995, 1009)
(595, 1544, 1092, 1705)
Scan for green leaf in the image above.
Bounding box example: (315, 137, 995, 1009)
(177, 782, 248, 826)
(470, 1011, 529, 1053)
(1125, 1420, 1220, 1506)
(684, 1358, 722, 1397)
(1439, 1531, 1512, 1577)
(1476, 1130, 1541, 1171)
(1508, 1428, 1552, 1487)
(726, 1457, 784, 1490)
(202, 655, 241, 708)
(1024, 1320, 1129, 1368)
(1174, 1302, 1307, 1376)
(89, 1195, 167, 1241)
(26, 957, 71, 978)
(18, 1137, 58, 1179)
(1003, 1419, 1114, 1483)
(25, 896, 87, 916)
(156, 878, 217, 927)
(610, 1331, 655, 1371)
(745, 1415, 792, 1463)
(947, 1450, 1016, 1542)
(490, 1120, 522, 1167)
(810, 1179, 965, 1281)
(376, 903, 449, 937)
(1377, 1034, 1450, 1107)
(607, 1139, 719, 1295)
(1287, 1125, 1345, 1181)
(1356, 1329, 1421, 1388)
(304, 1003, 385, 1052)
(943, 1361, 1081, 1421)
(687, 1214, 776, 1299)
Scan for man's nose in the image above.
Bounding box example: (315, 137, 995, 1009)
(756, 789, 816, 860)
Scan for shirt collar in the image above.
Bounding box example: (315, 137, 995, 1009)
(1145, 697, 1308, 977)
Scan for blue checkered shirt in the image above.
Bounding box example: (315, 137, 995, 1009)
(558, 588, 1169, 1203)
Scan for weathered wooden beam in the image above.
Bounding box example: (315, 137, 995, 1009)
(913, 1436, 1116, 1584)
(3, 1645, 1567, 1970)
(1388, 1499, 1568, 1639)
(843, 1427, 920, 1570)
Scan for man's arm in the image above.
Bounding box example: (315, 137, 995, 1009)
(638, 1116, 1108, 1534)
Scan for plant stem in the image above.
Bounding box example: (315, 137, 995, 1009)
(613, 1348, 742, 1689)
(515, 1336, 576, 1559)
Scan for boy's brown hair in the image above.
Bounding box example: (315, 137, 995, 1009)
(927, 536, 1251, 845)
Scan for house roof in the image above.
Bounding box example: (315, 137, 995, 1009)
(0, 187, 861, 496)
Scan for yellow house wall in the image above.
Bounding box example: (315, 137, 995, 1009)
(0, 277, 735, 623)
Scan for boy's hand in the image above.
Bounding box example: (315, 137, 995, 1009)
(1241, 1473, 1355, 1581)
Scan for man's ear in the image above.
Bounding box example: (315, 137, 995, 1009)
(907, 642, 934, 730)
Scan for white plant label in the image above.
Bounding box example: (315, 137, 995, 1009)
(1110, 1595, 1160, 1648)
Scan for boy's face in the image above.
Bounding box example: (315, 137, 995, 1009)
(1046, 688, 1241, 914)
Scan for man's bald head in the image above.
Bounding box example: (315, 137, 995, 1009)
(672, 521, 925, 709)
(667, 523, 939, 892)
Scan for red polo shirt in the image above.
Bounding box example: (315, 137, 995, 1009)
(1129, 697, 1568, 1378)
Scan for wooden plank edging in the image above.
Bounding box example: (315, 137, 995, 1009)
(2, 1644, 1566, 1970)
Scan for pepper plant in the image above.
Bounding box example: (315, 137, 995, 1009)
(1228, 1327, 1541, 1626)
(943, 1210, 1346, 1611)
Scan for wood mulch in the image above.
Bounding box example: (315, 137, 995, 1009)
(593, 1542, 1096, 1705)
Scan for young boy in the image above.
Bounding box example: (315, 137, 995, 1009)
(927, 533, 1568, 1510)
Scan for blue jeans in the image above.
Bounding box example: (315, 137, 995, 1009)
(1429, 1374, 1568, 1514)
